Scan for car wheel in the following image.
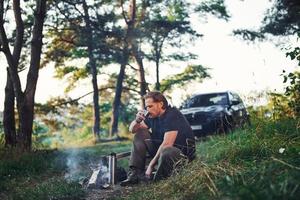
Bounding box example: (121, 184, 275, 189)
(223, 115, 233, 133)
(216, 115, 233, 134)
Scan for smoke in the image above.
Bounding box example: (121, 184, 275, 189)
(64, 148, 87, 183)
(63, 149, 110, 187)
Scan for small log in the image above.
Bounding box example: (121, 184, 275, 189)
(87, 169, 101, 189)
(116, 151, 131, 159)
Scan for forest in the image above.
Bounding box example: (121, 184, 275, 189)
(0, 0, 299, 199)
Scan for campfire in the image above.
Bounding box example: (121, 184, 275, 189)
(87, 152, 130, 189)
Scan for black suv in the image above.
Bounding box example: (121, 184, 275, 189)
(180, 91, 250, 137)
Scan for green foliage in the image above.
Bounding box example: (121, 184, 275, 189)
(34, 94, 137, 143)
(232, 29, 265, 41)
(160, 64, 211, 92)
(286, 47, 300, 66)
(282, 34, 300, 117)
(267, 92, 293, 119)
(32, 96, 137, 148)
(42, 0, 120, 97)
(0, 120, 3, 134)
(196, 0, 230, 21)
(0, 133, 4, 148)
(285, 71, 300, 117)
(245, 37, 300, 119)
(165, 52, 198, 62)
(0, 142, 131, 199)
(123, 117, 300, 200)
(32, 121, 49, 135)
(166, 0, 188, 22)
(283, 71, 300, 117)
(261, 0, 300, 36)
(234, 0, 300, 40)
(35, 97, 81, 132)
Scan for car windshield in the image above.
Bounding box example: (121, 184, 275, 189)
(182, 93, 228, 108)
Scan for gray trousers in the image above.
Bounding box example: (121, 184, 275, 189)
(129, 128, 186, 181)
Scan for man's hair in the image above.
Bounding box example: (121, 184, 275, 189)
(143, 91, 168, 109)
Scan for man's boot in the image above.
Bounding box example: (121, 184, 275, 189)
(120, 167, 143, 186)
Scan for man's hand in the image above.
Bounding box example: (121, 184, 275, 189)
(144, 131, 178, 178)
(145, 164, 153, 178)
(129, 110, 149, 133)
(135, 110, 147, 123)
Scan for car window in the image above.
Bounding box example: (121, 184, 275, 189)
(182, 93, 228, 108)
(231, 92, 243, 104)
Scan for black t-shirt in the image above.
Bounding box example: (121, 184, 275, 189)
(144, 106, 195, 159)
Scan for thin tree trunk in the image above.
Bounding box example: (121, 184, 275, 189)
(17, 0, 46, 150)
(154, 36, 164, 91)
(110, 61, 126, 137)
(82, 0, 100, 140)
(132, 45, 147, 108)
(128, 0, 147, 107)
(155, 59, 160, 91)
(110, 40, 130, 137)
(3, 68, 16, 147)
(109, 0, 136, 136)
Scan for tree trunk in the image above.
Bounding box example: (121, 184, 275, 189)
(154, 36, 164, 91)
(83, 0, 100, 140)
(128, 0, 147, 108)
(0, 0, 46, 151)
(132, 45, 147, 108)
(17, 94, 34, 151)
(109, 0, 136, 136)
(110, 63, 126, 137)
(17, 0, 46, 150)
(91, 62, 100, 140)
(3, 69, 17, 147)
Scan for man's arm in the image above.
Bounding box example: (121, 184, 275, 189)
(145, 131, 178, 177)
(129, 120, 148, 133)
(129, 110, 149, 133)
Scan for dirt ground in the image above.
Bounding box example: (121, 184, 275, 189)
(85, 184, 134, 200)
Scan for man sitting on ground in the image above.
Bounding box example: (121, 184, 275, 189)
(120, 91, 196, 186)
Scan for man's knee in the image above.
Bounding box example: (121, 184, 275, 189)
(133, 128, 150, 142)
(132, 129, 151, 152)
(160, 146, 181, 160)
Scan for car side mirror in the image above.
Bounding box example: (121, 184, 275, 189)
(231, 100, 239, 105)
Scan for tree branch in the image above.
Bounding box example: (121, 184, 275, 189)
(12, 0, 24, 63)
(54, 2, 82, 28)
(58, 34, 77, 45)
(127, 63, 138, 70)
(0, 0, 23, 98)
(25, 0, 47, 95)
(54, 86, 140, 107)
(64, 0, 85, 18)
(0, 1, 11, 56)
(120, 0, 129, 25)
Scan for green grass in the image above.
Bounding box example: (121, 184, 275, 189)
(1, 117, 299, 200)
(121, 118, 300, 200)
(0, 141, 131, 200)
